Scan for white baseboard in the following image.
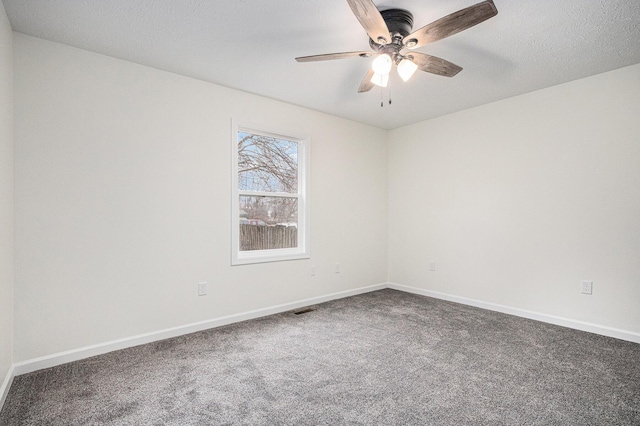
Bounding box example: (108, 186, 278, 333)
(11, 283, 387, 377)
(388, 282, 640, 344)
(0, 365, 15, 411)
(7, 280, 639, 388)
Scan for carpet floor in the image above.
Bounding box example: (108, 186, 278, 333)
(1, 289, 639, 425)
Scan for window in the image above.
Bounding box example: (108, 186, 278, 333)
(231, 122, 309, 265)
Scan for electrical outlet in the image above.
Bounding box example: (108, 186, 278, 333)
(198, 282, 208, 296)
(335, 263, 341, 274)
(429, 262, 436, 272)
(581, 280, 593, 295)
(310, 266, 316, 276)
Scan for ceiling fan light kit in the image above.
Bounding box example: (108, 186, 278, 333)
(371, 72, 390, 88)
(295, 0, 498, 95)
(397, 58, 419, 81)
(372, 53, 393, 75)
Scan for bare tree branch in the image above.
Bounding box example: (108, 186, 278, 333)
(237, 133, 299, 225)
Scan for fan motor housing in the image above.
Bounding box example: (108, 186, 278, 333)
(369, 8, 413, 51)
(381, 9, 414, 38)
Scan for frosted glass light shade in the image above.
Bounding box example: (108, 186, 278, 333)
(370, 72, 389, 87)
(397, 59, 418, 82)
(372, 54, 392, 75)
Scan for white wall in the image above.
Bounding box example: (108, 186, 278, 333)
(0, 0, 14, 395)
(13, 34, 388, 362)
(388, 64, 640, 335)
(9, 28, 639, 366)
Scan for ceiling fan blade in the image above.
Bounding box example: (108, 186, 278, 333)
(358, 69, 375, 93)
(346, 0, 392, 45)
(408, 52, 462, 77)
(403, 0, 498, 49)
(296, 51, 373, 62)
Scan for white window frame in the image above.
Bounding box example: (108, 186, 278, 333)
(231, 121, 310, 265)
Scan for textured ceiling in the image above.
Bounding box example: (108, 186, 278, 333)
(3, 0, 640, 129)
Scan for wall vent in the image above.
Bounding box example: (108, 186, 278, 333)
(293, 307, 317, 315)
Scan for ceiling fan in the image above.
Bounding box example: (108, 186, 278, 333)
(295, 0, 498, 93)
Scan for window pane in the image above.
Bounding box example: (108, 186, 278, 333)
(238, 132, 298, 193)
(239, 196, 298, 251)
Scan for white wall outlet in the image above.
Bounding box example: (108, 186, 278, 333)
(198, 281, 208, 296)
(581, 280, 593, 295)
(310, 266, 316, 276)
(429, 262, 436, 272)
(335, 263, 341, 274)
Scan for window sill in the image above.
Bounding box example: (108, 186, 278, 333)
(232, 249, 310, 266)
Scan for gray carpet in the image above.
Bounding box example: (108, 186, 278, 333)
(1, 289, 639, 425)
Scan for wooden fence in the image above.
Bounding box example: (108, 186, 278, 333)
(240, 224, 297, 250)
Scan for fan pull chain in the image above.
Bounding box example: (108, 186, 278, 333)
(380, 82, 392, 107)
